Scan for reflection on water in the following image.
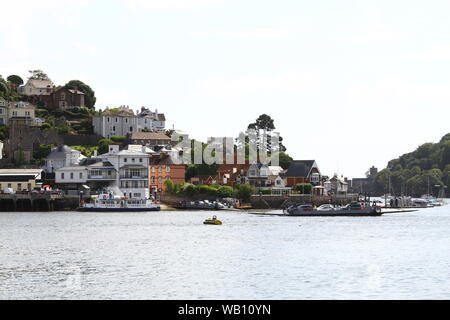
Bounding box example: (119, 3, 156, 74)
(1, 205, 450, 299)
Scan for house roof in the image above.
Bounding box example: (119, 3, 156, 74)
(150, 155, 184, 166)
(102, 107, 135, 117)
(130, 132, 171, 141)
(127, 144, 156, 153)
(46, 145, 80, 160)
(285, 160, 316, 178)
(0, 169, 42, 176)
(87, 161, 115, 168)
(27, 79, 54, 89)
(55, 166, 87, 171)
(0, 175, 38, 182)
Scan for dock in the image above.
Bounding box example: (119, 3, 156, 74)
(0, 192, 78, 211)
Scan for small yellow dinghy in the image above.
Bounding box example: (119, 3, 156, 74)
(203, 215, 222, 225)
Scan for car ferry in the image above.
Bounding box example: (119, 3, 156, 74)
(78, 192, 160, 212)
(284, 202, 382, 217)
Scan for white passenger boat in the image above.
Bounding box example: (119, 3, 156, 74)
(78, 192, 160, 212)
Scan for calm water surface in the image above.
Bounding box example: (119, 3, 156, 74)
(1, 204, 450, 299)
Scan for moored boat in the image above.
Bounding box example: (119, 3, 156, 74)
(175, 200, 226, 210)
(78, 191, 160, 212)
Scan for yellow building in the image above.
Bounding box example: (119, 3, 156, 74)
(0, 169, 42, 192)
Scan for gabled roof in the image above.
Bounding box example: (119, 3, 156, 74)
(130, 132, 171, 141)
(26, 79, 54, 89)
(46, 146, 80, 160)
(87, 161, 115, 168)
(285, 160, 317, 178)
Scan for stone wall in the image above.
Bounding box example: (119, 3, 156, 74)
(6, 124, 62, 161)
(62, 134, 103, 146)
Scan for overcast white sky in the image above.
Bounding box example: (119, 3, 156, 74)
(1, 0, 449, 178)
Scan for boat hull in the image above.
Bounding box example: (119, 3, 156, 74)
(77, 207, 161, 212)
(286, 207, 382, 217)
(288, 212, 383, 217)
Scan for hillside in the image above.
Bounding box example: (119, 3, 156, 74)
(374, 133, 450, 197)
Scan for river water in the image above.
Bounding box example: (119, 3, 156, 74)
(1, 204, 449, 300)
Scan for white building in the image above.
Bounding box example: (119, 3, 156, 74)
(324, 174, 349, 195)
(43, 145, 85, 173)
(92, 106, 166, 139)
(18, 78, 54, 96)
(96, 145, 150, 199)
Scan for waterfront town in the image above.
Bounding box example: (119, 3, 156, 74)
(0, 70, 448, 211)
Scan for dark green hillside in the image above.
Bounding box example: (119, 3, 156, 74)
(374, 133, 450, 197)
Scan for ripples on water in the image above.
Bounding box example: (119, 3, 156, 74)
(1, 205, 450, 299)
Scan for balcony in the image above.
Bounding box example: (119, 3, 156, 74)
(88, 175, 116, 180)
(119, 175, 148, 179)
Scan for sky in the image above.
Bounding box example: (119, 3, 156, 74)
(1, 0, 450, 178)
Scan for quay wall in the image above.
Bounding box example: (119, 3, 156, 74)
(0, 194, 80, 212)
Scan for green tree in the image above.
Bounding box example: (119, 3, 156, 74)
(236, 184, 255, 202)
(247, 114, 287, 153)
(65, 80, 96, 108)
(28, 70, 50, 80)
(276, 152, 293, 169)
(294, 183, 312, 194)
(182, 183, 198, 197)
(7, 75, 24, 88)
(164, 180, 175, 194)
(98, 139, 114, 154)
(217, 186, 236, 198)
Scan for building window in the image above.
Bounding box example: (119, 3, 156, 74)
(70, 173, 74, 179)
(139, 158, 143, 163)
(8, 183, 12, 188)
(60, 93, 65, 100)
(107, 117, 110, 122)
(124, 158, 127, 162)
(115, 118, 118, 122)
(151, 176, 155, 184)
(112, 126, 116, 132)
(61, 173, 65, 180)
(17, 183, 22, 191)
(151, 167, 155, 173)
(132, 158, 135, 163)
(129, 126, 133, 132)
(165, 176, 170, 180)
(166, 167, 170, 173)
(158, 177, 162, 184)
(79, 172, 83, 179)
(158, 167, 162, 173)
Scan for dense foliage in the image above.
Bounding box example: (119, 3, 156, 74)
(64, 80, 96, 108)
(373, 133, 450, 197)
(164, 180, 245, 199)
(293, 183, 313, 194)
